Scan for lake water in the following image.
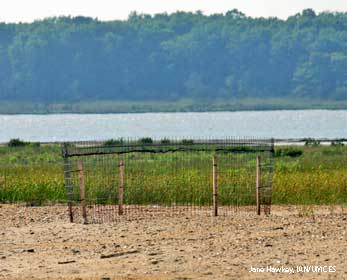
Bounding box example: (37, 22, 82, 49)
(0, 110, 346, 142)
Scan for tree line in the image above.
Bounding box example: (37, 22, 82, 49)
(0, 9, 346, 104)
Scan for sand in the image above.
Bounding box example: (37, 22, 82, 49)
(0, 204, 346, 280)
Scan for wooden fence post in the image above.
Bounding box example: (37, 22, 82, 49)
(78, 161, 87, 224)
(118, 158, 124, 215)
(256, 156, 261, 216)
(63, 143, 73, 223)
(213, 155, 218, 217)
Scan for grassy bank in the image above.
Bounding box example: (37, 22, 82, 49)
(273, 145, 347, 204)
(1, 98, 347, 114)
(0, 143, 346, 205)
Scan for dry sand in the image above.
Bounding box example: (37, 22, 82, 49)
(0, 204, 347, 280)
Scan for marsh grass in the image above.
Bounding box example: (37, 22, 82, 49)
(272, 145, 347, 205)
(0, 144, 347, 205)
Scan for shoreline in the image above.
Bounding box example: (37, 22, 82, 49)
(1, 99, 347, 114)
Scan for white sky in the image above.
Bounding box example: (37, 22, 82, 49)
(1, 0, 346, 23)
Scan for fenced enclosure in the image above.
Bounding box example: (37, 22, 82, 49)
(62, 138, 274, 223)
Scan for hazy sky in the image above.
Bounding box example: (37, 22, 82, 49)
(1, 0, 346, 23)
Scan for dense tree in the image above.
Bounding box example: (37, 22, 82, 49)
(0, 10, 346, 104)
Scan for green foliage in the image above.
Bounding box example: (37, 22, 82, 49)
(160, 138, 171, 144)
(305, 139, 321, 146)
(181, 139, 194, 145)
(331, 140, 345, 146)
(8, 138, 26, 147)
(138, 137, 154, 144)
(1, 144, 347, 205)
(272, 145, 347, 204)
(0, 145, 65, 203)
(103, 138, 124, 146)
(275, 147, 303, 158)
(0, 10, 346, 111)
(7, 139, 41, 148)
(28, 142, 41, 147)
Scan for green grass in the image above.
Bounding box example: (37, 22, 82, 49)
(0, 145, 65, 203)
(273, 145, 347, 204)
(0, 144, 346, 205)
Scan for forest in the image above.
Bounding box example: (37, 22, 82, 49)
(0, 9, 346, 112)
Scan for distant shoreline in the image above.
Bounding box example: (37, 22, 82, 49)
(1, 98, 347, 114)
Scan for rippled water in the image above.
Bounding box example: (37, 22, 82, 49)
(0, 110, 346, 142)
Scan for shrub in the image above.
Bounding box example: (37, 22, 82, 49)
(275, 147, 303, 158)
(8, 138, 26, 147)
(104, 138, 124, 146)
(139, 137, 153, 144)
(304, 139, 320, 146)
(181, 139, 194, 145)
(160, 138, 170, 144)
(331, 140, 345, 146)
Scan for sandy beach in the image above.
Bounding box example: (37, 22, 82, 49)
(0, 204, 346, 280)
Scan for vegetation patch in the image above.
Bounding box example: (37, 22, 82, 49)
(275, 147, 303, 158)
(0, 144, 346, 205)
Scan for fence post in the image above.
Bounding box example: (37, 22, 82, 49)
(63, 143, 73, 223)
(118, 158, 124, 215)
(213, 155, 218, 217)
(78, 160, 87, 224)
(256, 156, 261, 216)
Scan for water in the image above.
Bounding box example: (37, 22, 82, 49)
(0, 110, 346, 142)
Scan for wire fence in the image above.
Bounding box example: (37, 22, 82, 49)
(3, 138, 346, 223)
(62, 138, 274, 223)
